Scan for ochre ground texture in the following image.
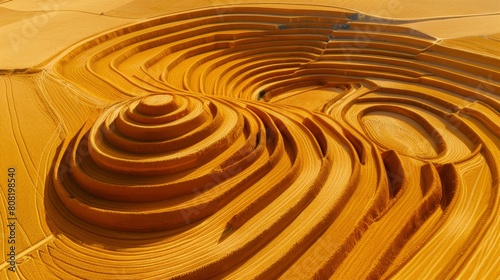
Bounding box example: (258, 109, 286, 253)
(1, 0, 500, 279)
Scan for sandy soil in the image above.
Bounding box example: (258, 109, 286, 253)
(1, 1, 499, 279)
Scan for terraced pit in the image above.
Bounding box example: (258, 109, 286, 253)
(2, 4, 499, 279)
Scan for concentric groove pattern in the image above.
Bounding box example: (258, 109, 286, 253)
(48, 5, 500, 279)
(54, 92, 336, 232)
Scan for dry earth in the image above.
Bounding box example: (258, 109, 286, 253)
(1, 0, 499, 279)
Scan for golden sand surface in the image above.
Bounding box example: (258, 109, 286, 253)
(1, 1, 499, 279)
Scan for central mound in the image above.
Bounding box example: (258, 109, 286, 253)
(138, 94, 176, 115)
(53, 92, 334, 232)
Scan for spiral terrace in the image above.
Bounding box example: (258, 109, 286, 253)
(1, 3, 499, 279)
